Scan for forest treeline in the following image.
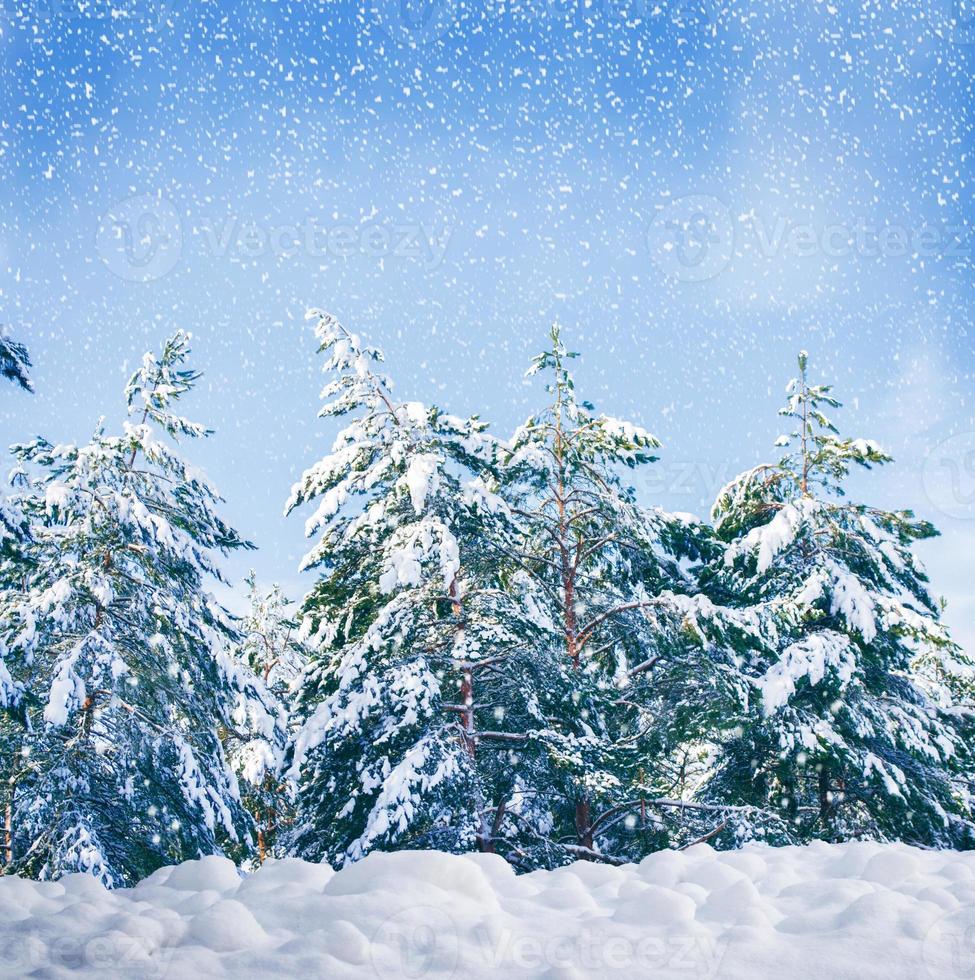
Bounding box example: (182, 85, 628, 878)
(0, 313, 971, 887)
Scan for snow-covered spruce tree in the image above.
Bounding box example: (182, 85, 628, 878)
(0, 507, 27, 870)
(0, 332, 280, 886)
(0, 338, 33, 868)
(702, 351, 974, 847)
(0, 333, 31, 393)
(0, 461, 31, 722)
(224, 572, 304, 864)
(493, 324, 759, 864)
(286, 310, 539, 866)
(0, 331, 32, 562)
(0, 462, 32, 869)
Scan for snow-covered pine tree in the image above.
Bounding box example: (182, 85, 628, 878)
(0, 332, 280, 886)
(0, 460, 31, 725)
(224, 572, 304, 864)
(494, 324, 751, 864)
(0, 333, 31, 393)
(0, 331, 32, 554)
(0, 468, 30, 553)
(0, 335, 32, 867)
(702, 351, 974, 847)
(286, 310, 536, 866)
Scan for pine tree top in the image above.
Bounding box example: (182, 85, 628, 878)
(776, 350, 891, 498)
(124, 330, 209, 440)
(511, 323, 660, 479)
(713, 352, 936, 542)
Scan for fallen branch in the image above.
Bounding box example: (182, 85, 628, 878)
(680, 819, 729, 850)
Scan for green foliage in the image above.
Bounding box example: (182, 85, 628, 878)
(701, 353, 974, 848)
(2, 331, 970, 884)
(223, 573, 304, 865)
(0, 333, 276, 886)
(0, 335, 31, 393)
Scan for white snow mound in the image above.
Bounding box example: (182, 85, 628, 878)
(2, 842, 974, 978)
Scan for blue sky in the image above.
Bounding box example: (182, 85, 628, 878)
(0, 0, 972, 648)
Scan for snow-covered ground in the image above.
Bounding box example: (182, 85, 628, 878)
(2, 842, 973, 979)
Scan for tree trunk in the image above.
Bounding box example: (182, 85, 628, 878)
(564, 576, 578, 669)
(818, 765, 832, 833)
(2, 753, 18, 869)
(480, 800, 504, 855)
(2, 798, 11, 868)
(450, 577, 495, 853)
(575, 798, 594, 854)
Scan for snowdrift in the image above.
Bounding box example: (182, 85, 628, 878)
(1, 841, 973, 978)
